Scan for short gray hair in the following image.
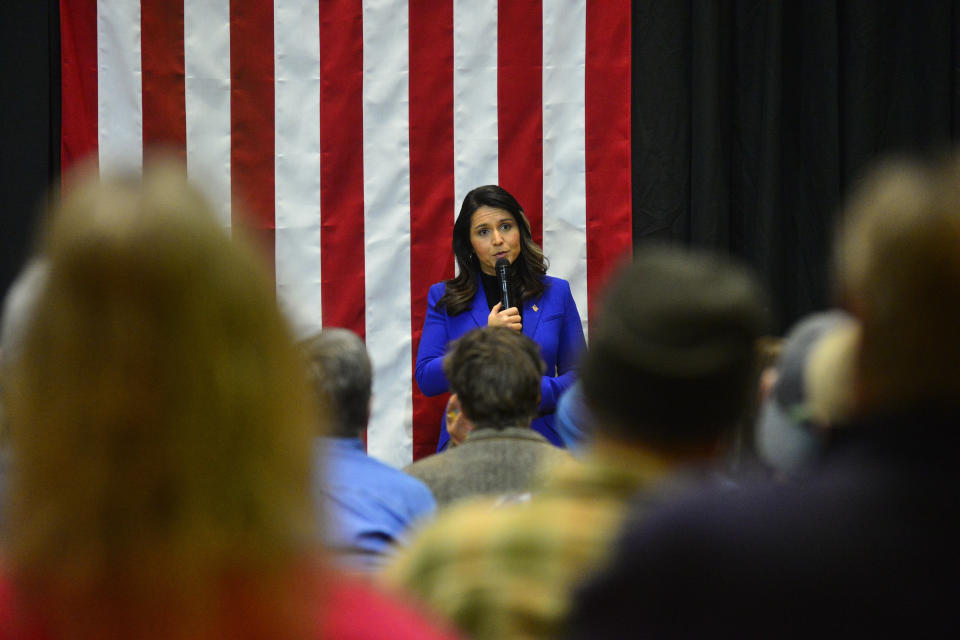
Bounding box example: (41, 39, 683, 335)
(301, 328, 372, 437)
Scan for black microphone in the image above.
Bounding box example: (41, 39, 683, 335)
(496, 257, 512, 310)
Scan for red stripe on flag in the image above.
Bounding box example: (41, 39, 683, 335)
(59, 0, 98, 173)
(230, 0, 276, 275)
(141, 0, 186, 157)
(319, 0, 366, 338)
(497, 0, 544, 244)
(586, 0, 632, 326)
(409, 0, 455, 460)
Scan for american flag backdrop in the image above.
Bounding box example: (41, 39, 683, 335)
(59, 0, 632, 467)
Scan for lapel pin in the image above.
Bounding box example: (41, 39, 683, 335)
(532, 304, 539, 312)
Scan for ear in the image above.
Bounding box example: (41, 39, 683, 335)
(445, 393, 465, 428)
(446, 393, 474, 447)
(449, 393, 461, 410)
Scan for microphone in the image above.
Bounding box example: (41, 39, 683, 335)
(496, 257, 512, 310)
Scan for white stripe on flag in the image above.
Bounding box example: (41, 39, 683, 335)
(542, 0, 589, 337)
(72, 0, 629, 465)
(274, 0, 323, 337)
(453, 0, 499, 216)
(184, 0, 232, 227)
(97, 0, 143, 173)
(362, 0, 414, 467)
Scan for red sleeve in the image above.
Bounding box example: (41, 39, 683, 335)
(321, 576, 461, 640)
(0, 575, 12, 639)
(0, 573, 42, 640)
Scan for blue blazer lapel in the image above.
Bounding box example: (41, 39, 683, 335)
(522, 291, 544, 341)
(469, 277, 490, 328)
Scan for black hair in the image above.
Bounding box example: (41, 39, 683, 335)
(437, 185, 548, 315)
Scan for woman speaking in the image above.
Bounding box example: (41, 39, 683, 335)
(415, 185, 586, 451)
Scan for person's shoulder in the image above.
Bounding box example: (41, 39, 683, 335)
(324, 573, 461, 639)
(403, 450, 457, 479)
(355, 448, 434, 490)
(541, 275, 572, 297)
(382, 460, 437, 505)
(425, 281, 452, 312)
(393, 494, 527, 560)
(382, 495, 500, 569)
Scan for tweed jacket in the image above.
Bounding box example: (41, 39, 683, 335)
(402, 427, 571, 508)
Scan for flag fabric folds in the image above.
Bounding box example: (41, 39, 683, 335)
(59, 0, 632, 467)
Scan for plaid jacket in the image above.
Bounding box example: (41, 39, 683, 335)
(382, 450, 669, 640)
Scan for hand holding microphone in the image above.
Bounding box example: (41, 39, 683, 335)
(488, 257, 522, 331)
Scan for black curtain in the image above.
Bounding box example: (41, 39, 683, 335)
(2, 2, 959, 335)
(633, 0, 960, 331)
(0, 1, 59, 301)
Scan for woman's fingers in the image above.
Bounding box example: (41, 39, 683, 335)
(487, 303, 522, 330)
(502, 307, 522, 331)
(487, 302, 503, 326)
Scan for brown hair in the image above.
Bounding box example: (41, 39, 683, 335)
(442, 326, 545, 430)
(3, 161, 322, 639)
(836, 154, 960, 413)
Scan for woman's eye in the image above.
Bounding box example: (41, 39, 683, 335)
(476, 229, 489, 236)
(500, 223, 512, 231)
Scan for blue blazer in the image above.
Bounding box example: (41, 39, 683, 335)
(415, 275, 586, 450)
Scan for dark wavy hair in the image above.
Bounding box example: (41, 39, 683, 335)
(437, 185, 548, 315)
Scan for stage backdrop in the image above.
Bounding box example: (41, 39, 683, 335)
(59, 0, 633, 466)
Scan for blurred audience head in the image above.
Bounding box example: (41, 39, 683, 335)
(302, 328, 370, 438)
(1, 159, 319, 639)
(0, 259, 48, 372)
(806, 318, 859, 427)
(442, 326, 545, 431)
(0, 259, 49, 443)
(755, 310, 858, 475)
(837, 154, 960, 413)
(582, 245, 769, 454)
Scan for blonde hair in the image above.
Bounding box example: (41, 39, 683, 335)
(806, 321, 859, 427)
(837, 154, 960, 412)
(3, 161, 321, 638)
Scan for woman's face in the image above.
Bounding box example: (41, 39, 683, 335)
(469, 206, 522, 275)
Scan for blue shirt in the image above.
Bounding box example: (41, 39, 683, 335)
(554, 381, 594, 454)
(316, 437, 436, 572)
